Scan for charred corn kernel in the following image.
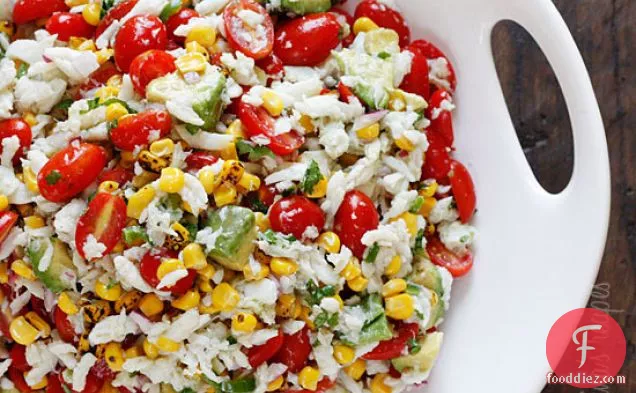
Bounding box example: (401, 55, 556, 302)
(334, 344, 355, 365)
(318, 232, 340, 253)
(172, 290, 201, 310)
(24, 311, 50, 338)
(95, 281, 122, 301)
(238, 173, 261, 193)
(176, 52, 207, 73)
(305, 177, 327, 198)
(10, 316, 39, 345)
(231, 312, 257, 332)
(82, 3, 101, 26)
(226, 119, 245, 139)
(199, 169, 222, 194)
(419, 181, 438, 198)
(78, 333, 89, 352)
(219, 142, 238, 161)
(384, 255, 402, 276)
(127, 186, 156, 219)
(348, 276, 368, 292)
(29, 375, 48, 389)
(276, 294, 300, 318)
(83, 300, 112, 323)
(114, 290, 142, 313)
(382, 278, 407, 297)
(340, 259, 361, 281)
(186, 25, 217, 47)
(0, 263, 7, 284)
(0, 20, 14, 36)
(65, 0, 89, 7)
(139, 293, 164, 317)
(132, 171, 159, 190)
(120, 151, 135, 168)
(149, 139, 175, 157)
(183, 243, 207, 270)
(298, 366, 320, 391)
(198, 278, 213, 293)
(24, 215, 45, 229)
(156, 336, 180, 352)
(95, 343, 107, 358)
(157, 258, 185, 280)
(221, 160, 245, 183)
(243, 263, 269, 281)
(169, 222, 190, 245)
(96, 86, 119, 103)
(199, 264, 216, 280)
(353, 17, 379, 34)
(11, 260, 35, 280)
(98, 180, 119, 193)
(143, 339, 159, 359)
(0, 194, 8, 211)
(254, 212, 270, 232)
(23, 112, 37, 127)
(419, 197, 436, 217)
(262, 90, 284, 117)
(392, 212, 418, 236)
(185, 41, 210, 60)
(370, 374, 391, 393)
(395, 136, 414, 152)
(385, 293, 414, 320)
(105, 102, 128, 121)
(344, 359, 366, 380)
(96, 48, 114, 64)
(159, 167, 185, 193)
(58, 292, 79, 315)
(299, 115, 315, 133)
(211, 283, 240, 311)
(124, 346, 142, 358)
(356, 123, 380, 141)
(213, 183, 237, 207)
(23, 167, 38, 193)
(104, 342, 125, 371)
(270, 257, 298, 276)
(266, 376, 284, 392)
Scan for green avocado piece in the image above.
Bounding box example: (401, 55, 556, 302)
(334, 48, 394, 110)
(204, 206, 257, 271)
(192, 73, 226, 131)
(281, 0, 333, 14)
(340, 294, 393, 345)
(28, 238, 77, 293)
(412, 258, 444, 295)
(391, 332, 444, 373)
(425, 296, 445, 330)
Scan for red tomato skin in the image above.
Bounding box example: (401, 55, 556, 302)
(98, 166, 134, 186)
(269, 196, 325, 240)
(165, 8, 199, 43)
(362, 323, 419, 360)
(110, 110, 172, 151)
(37, 143, 108, 203)
(274, 326, 312, 373)
(75, 193, 127, 261)
(354, 0, 410, 47)
(237, 101, 304, 156)
(421, 131, 452, 184)
(247, 330, 284, 367)
(95, 0, 138, 38)
(426, 236, 473, 277)
(256, 53, 284, 78)
(8, 367, 32, 393)
(409, 39, 457, 92)
(333, 190, 380, 259)
(129, 50, 177, 96)
(223, 0, 274, 60)
(139, 249, 196, 294)
(45, 12, 95, 42)
(54, 306, 77, 343)
(114, 15, 168, 72)
(13, 0, 68, 25)
(426, 89, 454, 147)
(77, 63, 120, 98)
(257, 183, 277, 207)
(449, 160, 476, 223)
(46, 374, 64, 393)
(0, 118, 32, 164)
(337, 81, 357, 104)
(400, 47, 430, 101)
(185, 151, 218, 171)
(10, 345, 29, 371)
(0, 211, 18, 247)
(330, 7, 354, 47)
(274, 13, 341, 66)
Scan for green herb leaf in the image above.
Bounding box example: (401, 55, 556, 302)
(460, 235, 469, 243)
(107, 119, 118, 132)
(405, 283, 421, 295)
(365, 243, 380, 263)
(16, 62, 28, 78)
(327, 312, 339, 327)
(247, 197, 269, 214)
(123, 226, 149, 246)
(300, 160, 322, 195)
(183, 222, 198, 241)
(377, 51, 391, 59)
(100, 98, 138, 114)
(45, 170, 62, 185)
(261, 229, 279, 245)
(236, 139, 275, 161)
(408, 337, 421, 354)
(314, 311, 329, 328)
(409, 196, 425, 214)
(185, 123, 201, 135)
(217, 377, 256, 393)
(54, 99, 74, 111)
(100, 0, 116, 18)
(227, 336, 238, 345)
(413, 228, 425, 254)
(180, 389, 196, 393)
(160, 0, 182, 21)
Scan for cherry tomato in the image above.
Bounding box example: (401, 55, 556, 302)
(257, 183, 276, 207)
(45, 12, 95, 42)
(449, 160, 476, 223)
(8, 367, 32, 393)
(139, 249, 197, 294)
(0, 211, 18, 248)
(337, 81, 357, 104)
(256, 53, 284, 78)
(129, 50, 177, 96)
(37, 142, 108, 203)
(410, 39, 457, 92)
(110, 110, 172, 151)
(185, 151, 218, 170)
(354, 0, 410, 47)
(274, 13, 341, 66)
(237, 101, 304, 156)
(13, 0, 68, 25)
(9, 345, 29, 371)
(59, 367, 104, 393)
(223, 0, 274, 60)
(333, 190, 379, 259)
(90, 359, 117, 381)
(269, 196, 325, 240)
(421, 132, 451, 184)
(95, 0, 138, 38)
(75, 193, 127, 261)
(29, 296, 50, 324)
(98, 166, 134, 186)
(46, 374, 64, 393)
(0, 118, 32, 165)
(330, 7, 355, 47)
(77, 63, 120, 97)
(114, 15, 167, 72)
(400, 46, 430, 101)
(362, 323, 419, 360)
(426, 89, 454, 147)
(274, 326, 312, 373)
(54, 306, 76, 343)
(426, 235, 473, 277)
(247, 330, 284, 367)
(166, 8, 199, 43)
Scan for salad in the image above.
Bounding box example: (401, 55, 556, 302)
(0, 0, 477, 393)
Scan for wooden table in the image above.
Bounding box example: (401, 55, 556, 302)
(491, 0, 634, 391)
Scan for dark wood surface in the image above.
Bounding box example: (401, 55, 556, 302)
(491, 0, 634, 391)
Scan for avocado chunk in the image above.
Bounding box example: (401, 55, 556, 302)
(340, 294, 393, 345)
(281, 0, 333, 14)
(335, 48, 393, 110)
(411, 258, 444, 295)
(28, 238, 77, 293)
(425, 294, 445, 330)
(202, 206, 257, 271)
(391, 332, 444, 373)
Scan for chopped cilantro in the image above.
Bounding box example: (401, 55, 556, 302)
(280, 184, 297, 197)
(185, 123, 201, 135)
(183, 222, 199, 241)
(123, 226, 149, 246)
(45, 170, 62, 185)
(261, 229, 279, 244)
(227, 336, 238, 345)
(305, 280, 336, 306)
(413, 228, 425, 254)
(247, 197, 269, 214)
(0, 48, 5, 61)
(415, 309, 425, 320)
(236, 139, 275, 161)
(100, 0, 116, 18)
(16, 62, 28, 78)
(378, 51, 391, 59)
(460, 235, 470, 243)
(405, 283, 421, 295)
(365, 243, 380, 263)
(107, 119, 118, 132)
(314, 311, 328, 328)
(160, 0, 182, 21)
(54, 98, 74, 111)
(327, 312, 339, 327)
(408, 337, 421, 354)
(409, 196, 425, 214)
(300, 160, 322, 195)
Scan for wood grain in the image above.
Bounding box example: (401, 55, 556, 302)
(491, 0, 634, 391)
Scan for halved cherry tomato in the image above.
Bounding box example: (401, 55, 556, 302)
(237, 101, 304, 156)
(426, 89, 454, 147)
(75, 193, 127, 261)
(337, 81, 357, 104)
(46, 374, 64, 393)
(223, 0, 274, 60)
(98, 166, 134, 186)
(410, 39, 457, 92)
(185, 151, 218, 170)
(54, 305, 76, 343)
(269, 196, 325, 240)
(426, 235, 473, 277)
(139, 249, 197, 294)
(13, 0, 68, 25)
(129, 50, 177, 96)
(37, 142, 108, 203)
(354, 0, 410, 47)
(114, 15, 168, 72)
(400, 45, 430, 101)
(77, 63, 120, 98)
(256, 53, 284, 78)
(330, 7, 355, 47)
(449, 160, 476, 223)
(9, 345, 29, 371)
(421, 131, 451, 184)
(334, 190, 379, 259)
(8, 367, 32, 393)
(166, 8, 199, 43)
(274, 12, 341, 66)
(362, 323, 419, 360)
(90, 359, 117, 381)
(0, 211, 19, 247)
(58, 367, 104, 393)
(247, 330, 284, 367)
(257, 183, 276, 207)
(45, 12, 95, 42)
(0, 118, 32, 165)
(274, 326, 312, 373)
(110, 110, 172, 151)
(95, 0, 138, 38)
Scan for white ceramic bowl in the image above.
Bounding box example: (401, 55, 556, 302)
(345, 1, 611, 392)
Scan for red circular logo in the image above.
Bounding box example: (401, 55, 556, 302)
(546, 308, 626, 388)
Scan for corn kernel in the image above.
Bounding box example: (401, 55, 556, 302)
(139, 293, 164, 317)
(219, 142, 238, 161)
(298, 366, 320, 391)
(262, 90, 284, 117)
(317, 232, 340, 254)
(353, 17, 379, 35)
(24, 215, 45, 229)
(348, 276, 368, 292)
(333, 294, 344, 310)
(385, 293, 415, 320)
(198, 278, 214, 293)
(0, 263, 7, 284)
(182, 243, 207, 270)
(170, 222, 190, 244)
(226, 119, 245, 139)
(388, 91, 406, 112)
(159, 167, 185, 193)
(231, 312, 257, 332)
(82, 3, 101, 26)
(395, 136, 414, 152)
(175, 52, 207, 74)
(82, 300, 112, 323)
(199, 264, 216, 280)
(11, 260, 35, 280)
(96, 86, 120, 103)
(370, 374, 392, 393)
(344, 359, 366, 380)
(9, 316, 40, 345)
(382, 278, 407, 297)
(95, 281, 122, 301)
(340, 259, 361, 281)
(333, 344, 355, 365)
(392, 212, 418, 236)
(199, 169, 222, 194)
(172, 290, 201, 311)
(157, 258, 185, 280)
(426, 223, 436, 235)
(299, 115, 315, 134)
(238, 173, 261, 193)
(127, 186, 156, 219)
(65, 0, 89, 7)
(107, 74, 123, 88)
(254, 212, 270, 232)
(114, 290, 142, 313)
(105, 342, 125, 371)
(185, 41, 210, 61)
(22, 167, 38, 193)
(186, 25, 217, 47)
(212, 283, 240, 311)
(300, 305, 314, 330)
(384, 255, 402, 276)
(276, 294, 300, 318)
(156, 336, 181, 352)
(243, 263, 269, 281)
(105, 102, 128, 121)
(29, 375, 48, 390)
(24, 311, 50, 338)
(23, 112, 37, 127)
(270, 257, 298, 276)
(124, 346, 142, 359)
(98, 180, 119, 193)
(58, 292, 79, 315)
(221, 160, 245, 184)
(143, 339, 159, 359)
(419, 197, 436, 217)
(356, 123, 380, 141)
(214, 183, 237, 207)
(150, 139, 175, 157)
(419, 181, 438, 198)
(305, 177, 327, 198)
(69, 37, 96, 51)
(266, 376, 284, 392)
(0, 20, 14, 37)
(0, 194, 8, 211)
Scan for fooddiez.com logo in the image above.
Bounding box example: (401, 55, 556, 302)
(545, 308, 627, 388)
